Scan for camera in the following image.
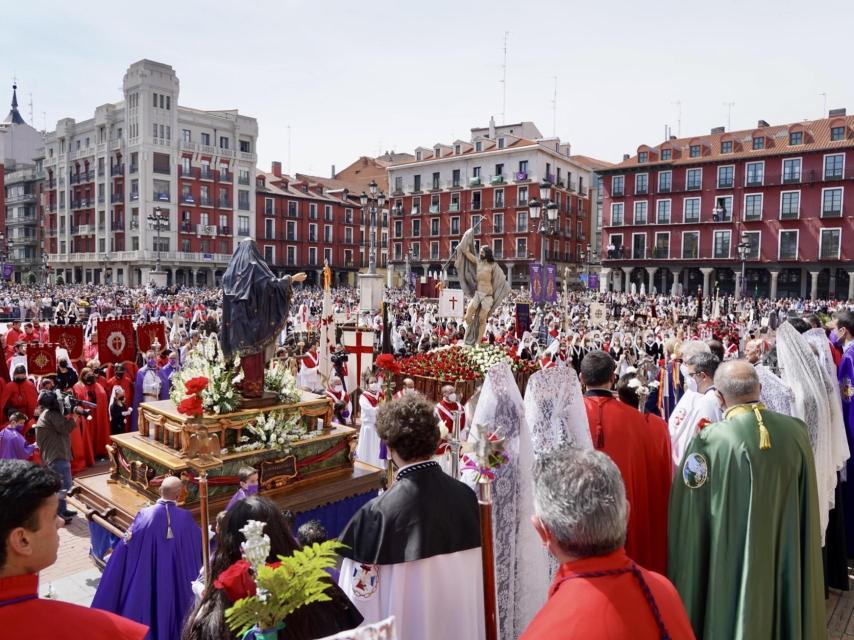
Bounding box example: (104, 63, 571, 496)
(57, 391, 95, 418)
(330, 351, 349, 367)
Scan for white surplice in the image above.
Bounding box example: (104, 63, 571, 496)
(668, 388, 722, 470)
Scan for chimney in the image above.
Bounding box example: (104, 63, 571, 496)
(829, 107, 847, 117)
(488, 115, 496, 139)
(710, 126, 725, 134)
(331, 164, 336, 178)
(271, 161, 282, 178)
(669, 135, 677, 141)
(757, 119, 770, 128)
(623, 154, 630, 161)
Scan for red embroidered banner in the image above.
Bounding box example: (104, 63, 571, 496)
(27, 343, 57, 376)
(136, 322, 167, 354)
(48, 324, 84, 361)
(97, 317, 137, 365)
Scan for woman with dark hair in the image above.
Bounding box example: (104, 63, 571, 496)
(182, 496, 362, 640)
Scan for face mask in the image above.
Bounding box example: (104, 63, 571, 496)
(14, 377, 25, 384)
(244, 484, 259, 496)
(116, 372, 124, 379)
(447, 393, 458, 403)
(369, 382, 381, 392)
(332, 384, 342, 392)
(147, 359, 156, 368)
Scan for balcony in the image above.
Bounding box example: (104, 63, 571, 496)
(657, 184, 671, 193)
(111, 164, 124, 176)
(238, 175, 250, 186)
(182, 194, 196, 204)
(129, 164, 138, 174)
(200, 169, 214, 180)
(686, 182, 702, 192)
(469, 177, 482, 187)
(635, 187, 648, 195)
(48, 179, 56, 189)
(6, 214, 37, 225)
(111, 220, 125, 231)
(822, 207, 843, 218)
(428, 205, 439, 214)
(181, 222, 192, 233)
(782, 174, 801, 185)
(5, 192, 36, 204)
(717, 180, 734, 189)
(218, 199, 232, 209)
(449, 203, 460, 212)
(196, 224, 218, 236)
(612, 188, 624, 197)
(79, 170, 94, 183)
(216, 171, 233, 182)
(46, 228, 57, 237)
(514, 171, 528, 182)
(220, 226, 232, 236)
(200, 197, 213, 207)
(71, 199, 91, 210)
(780, 208, 801, 220)
(155, 192, 171, 202)
(76, 224, 95, 235)
(745, 177, 763, 187)
(111, 192, 125, 203)
(130, 192, 139, 201)
(652, 248, 670, 259)
(490, 175, 505, 185)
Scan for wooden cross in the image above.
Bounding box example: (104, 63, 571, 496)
(345, 330, 372, 388)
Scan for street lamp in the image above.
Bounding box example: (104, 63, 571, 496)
(528, 181, 559, 265)
(147, 206, 168, 273)
(360, 180, 386, 275)
(736, 232, 751, 299)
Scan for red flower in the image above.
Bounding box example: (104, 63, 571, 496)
(184, 376, 209, 395)
(177, 394, 204, 417)
(214, 559, 257, 602)
(375, 354, 400, 374)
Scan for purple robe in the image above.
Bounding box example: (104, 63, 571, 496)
(131, 366, 158, 430)
(158, 363, 178, 401)
(92, 499, 201, 640)
(838, 341, 854, 549)
(0, 425, 35, 459)
(225, 486, 252, 511)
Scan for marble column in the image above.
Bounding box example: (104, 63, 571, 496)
(622, 267, 633, 293)
(506, 263, 514, 289)
(645, 267, 658, 294)
(848, 271, 854, 302)
(670, 268, 681, 295)
(799, 268, 808, 299)
(386, 263, 394, 288)
(810, 270, 820, 300)
(829, 270, 837, 298)
(700, 267, 714, 297)
(600, 267, 611, 293)
(769, 270, 780, 299)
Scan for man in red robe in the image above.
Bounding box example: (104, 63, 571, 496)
(0, 365, 38, 434)
(4, 321, 22, 357)
(580, 350, 672, 575)
(73, 367, 110, 459)
(326, 375, 351, 425)
(521, 448, 694, 639)
(434, 384, 465, 456)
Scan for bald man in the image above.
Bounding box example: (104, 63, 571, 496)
(92, 476, 202, 640)
(669, 360, 824, 639)
(745, 338, 794, 415)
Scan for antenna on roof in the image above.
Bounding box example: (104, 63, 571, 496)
(819, 92, 828, 118)
(551, 76, 558, 137)
(500, 31, 509, 125)
(723, 101, 735, 131)
(28, 93, 34, 125)
(287, 125, 292, 176)
(671, 101, 682, 137)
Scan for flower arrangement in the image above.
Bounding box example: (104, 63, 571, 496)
(461, 429, 509, 482)
(397, 344, 538, 384)
(232, 410, 306, 453)
(264, 361, 301, 405)
(170, 334, 243, 415)
(176, 376, 208, 418)
(218, 519, 343, 639)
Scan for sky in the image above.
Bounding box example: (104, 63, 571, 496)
(4, 0, 854, 176)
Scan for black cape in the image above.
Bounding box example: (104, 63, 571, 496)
(338, 461, 480, 564)
(220, 239, 293, 358)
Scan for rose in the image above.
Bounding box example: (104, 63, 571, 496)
(214, 559, 257, 602)
(184, 376, 209, 395)
(177, 394, 204, 417)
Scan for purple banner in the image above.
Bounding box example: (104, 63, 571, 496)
(1, 264, 13, 280)
(530, 263, 544, 303)
(588, 274, 600, 290)
(544, 264, 557, 302)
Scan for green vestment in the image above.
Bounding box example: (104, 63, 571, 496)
(668, 403, 826, 640)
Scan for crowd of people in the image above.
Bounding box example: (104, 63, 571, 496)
(0, 279, 853, 639)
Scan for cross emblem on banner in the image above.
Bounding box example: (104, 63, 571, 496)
(449, 295, 459, 311)
(345, 331, 373, 389)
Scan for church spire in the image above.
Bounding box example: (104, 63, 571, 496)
(4, 82, 25, 125)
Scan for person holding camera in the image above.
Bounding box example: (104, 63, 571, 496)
(34, 390, 89, 523)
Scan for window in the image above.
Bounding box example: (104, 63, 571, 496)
(789, 131, 803, 145)
(744, 194, 763, 221)
(393, 220, 402, 238)
(635, 173, 648, 194)
(493, 238, 503, 259)
(411, 219, 421, 237)
(822, 188, 843, 217)
(432, 172, 440, 190)
(779, 230, 798, 260)
(611, 176, 624, 195)
(182, 129, 191, 143)
(308, 223, 317, 242)
(820, 228, 841, 260)
(219, 136, 229, 149)
(780, 192, 800, 219)
(265, 218, 274, 239)
(745, 162, 764, 186)
(752, 137, 765, 150)
(713, 230, 731, 258)
(490, 188, 503, 209)
(430, 218, 440, 236)
(824, 154, 844, 180)
(658, 171, 672, 193)
(394, 176, 403, 192)
(717, 165, 734, 189)
(450, 217, 460, 235)
(683, 198, 700, 223)
(308, 247, 317, 265)
(475, 141, 482, 152)
(633, 201, 647, 225)
(713, 195, 732, 222)
(632, 234, 646, 259)
(831, 126, 846, 141)
(473, 167, 481, 178)
(287, 246, 296, 265)
(689, 145, 701, 158)
(324, 205, 333, 221)
(238, 216, 250, 236)
(638, 151, 648, 163)
(288, 201, 298, 217)
(429, 194, 440, 213)
(686, 168, 702, 190)
(495, 163, 504, 177)
(287, 220, 297, 241)
(518, 160, 528, 173)
(515, 237, 527, 258)
(682, 231, 699, 259)
(452, 169, 461, 188)
(654, 233, 670, 258)
(201, 133, 210, 146)
(656, 200, 671, 224)
(262, 245, 274, 263)
(783, 158, 802, 183)
(721, 140, 733, 154)
(611, 203, 624, 226)
(324, 224, 332, 242)
(493, 213, 503, 233)
(516, 211, 528, 232)
(661, 148, 672, 161)
(309, 203, 318, 219)
(471, 191, 481, 210)
(517, 186, 528, 206)
(741, 231, 760, 260)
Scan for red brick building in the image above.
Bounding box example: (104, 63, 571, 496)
(385, 120, 599, 289)
(599, 110, 854, 300)
(255, 161, 361, 285)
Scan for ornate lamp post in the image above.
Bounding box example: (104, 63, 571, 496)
(147, 206, 168, 274)
(360, 180, 386, 275)
(736, 232, 751, 299)
(528, 180, 559, 266)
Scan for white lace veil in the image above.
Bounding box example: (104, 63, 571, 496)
(776, 322, 837, 543)
(524, 367, 593, 453)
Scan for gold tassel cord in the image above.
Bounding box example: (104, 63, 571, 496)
(754, 406, 771, 450)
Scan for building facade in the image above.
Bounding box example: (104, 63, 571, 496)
(385, 120, 597, 289)
(255, 162, 361, 286)
(599, 111, 854, 300)
(42, 60, 258, 287)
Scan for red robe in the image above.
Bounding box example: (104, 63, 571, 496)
(73, 380, 110, 458)
(70, 409, 95, 475)
(584, 392, 672, 574)
(520, 548, 695, 640)
(0, 379, 38, 434)
(434, 399, 465, 454)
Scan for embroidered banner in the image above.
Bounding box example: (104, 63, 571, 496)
(544, 263, 557, 303)
(27, 343, 57, 376)
(515, 303, 531, 338)
(97, 317, 137, 364)
(49, 324, 85, 361)
(530, 263, 544, 303)
(136, 322, 167, 354)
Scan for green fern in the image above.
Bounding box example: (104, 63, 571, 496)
(224, 540, 345, 637)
